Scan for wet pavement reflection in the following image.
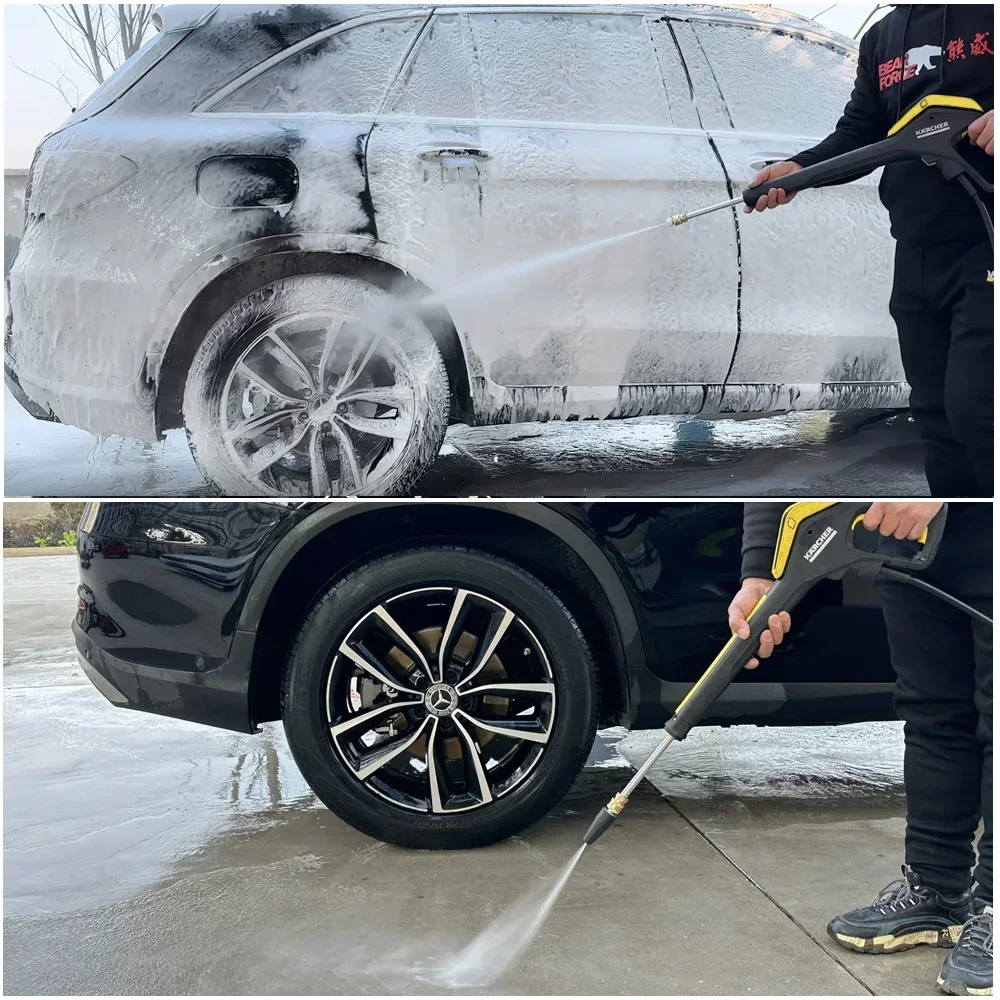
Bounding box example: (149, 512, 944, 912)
(5, 386, 926, 497)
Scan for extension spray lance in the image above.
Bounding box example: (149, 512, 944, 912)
(582, 501, 993, 847)
(671, 95, 994, 249)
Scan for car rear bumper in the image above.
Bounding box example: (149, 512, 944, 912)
(74, 620, 259, 733)
(6, 220, 191, 440)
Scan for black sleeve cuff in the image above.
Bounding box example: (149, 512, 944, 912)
(741, 503, 786, 581)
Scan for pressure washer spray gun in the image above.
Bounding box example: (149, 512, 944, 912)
(670, 95, 994, 249)
(582, 501, 993, 848)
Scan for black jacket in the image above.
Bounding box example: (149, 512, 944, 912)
(794, 4, 994, 246)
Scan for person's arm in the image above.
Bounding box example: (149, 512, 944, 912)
(740, 503, 785, 581)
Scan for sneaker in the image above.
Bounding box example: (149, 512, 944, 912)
(828, 866, 971, 954)
(937, 902, 993, 996)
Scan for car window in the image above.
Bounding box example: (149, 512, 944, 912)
(689, 22, 858, 135)
(386, 14, 477, 119)
(212, 17, 421, 114)
(467, 12, 673, 127)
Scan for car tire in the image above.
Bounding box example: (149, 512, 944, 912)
(183, 273, 449, 497)
(281, 547, 599, 849)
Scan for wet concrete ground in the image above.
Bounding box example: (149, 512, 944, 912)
(4, 555, 939, 996)
(5, 387, 927, 498)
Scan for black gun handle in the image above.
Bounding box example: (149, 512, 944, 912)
(664, 575, 808, 740)
(742, 137, 901, 206)
(847, 503, 948, 573)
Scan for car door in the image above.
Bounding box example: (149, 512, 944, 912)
(588, 502, 895, 725)
(367, 8, 738, 422)
(670, 15, 903, 412)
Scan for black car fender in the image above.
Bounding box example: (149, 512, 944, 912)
(237, 501, 646, 724)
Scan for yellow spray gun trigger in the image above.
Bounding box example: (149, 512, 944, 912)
(581, 502, 991, 848)
(669, 95, 993, 250)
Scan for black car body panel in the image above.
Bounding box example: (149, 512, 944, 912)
(74, 501, 895, 735)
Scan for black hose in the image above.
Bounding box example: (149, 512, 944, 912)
(957, 175, 994, 252)
(879, 566, 993, 626)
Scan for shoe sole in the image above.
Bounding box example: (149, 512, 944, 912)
(831, 925, 964, 954)
(937, 976, 992, 996)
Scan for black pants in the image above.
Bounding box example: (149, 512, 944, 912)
(889, 239, 994, 497)
(875, 503, 992, 903)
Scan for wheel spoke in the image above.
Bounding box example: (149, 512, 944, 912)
(353, 716, 430, 781)
(308, 424, 333, 497)
(337, 335, 381, 396)
(460, 681, 556, 698)
(426, 717, 444, 813)
(242, 421, 310, 478)
(437, 589, 471, 685)
(226, 406, 302, 445)
(372, 605, 434, 683)
(455, 707, 551, 745)
(236, 362, 304, 407)
(337, 385, 412, 410)
(338, 641, 422, 696)
(456, 609, 516, 691)
(330, 699, 422, 738)
(264, 331, 316, 395)
(336, 409, 413, 442)
(317, 318, 347, 385)
(452, 715, 493, 805)
(327, 419, 364, 496)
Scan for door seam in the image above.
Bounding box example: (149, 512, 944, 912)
(668, 20, 744, 391)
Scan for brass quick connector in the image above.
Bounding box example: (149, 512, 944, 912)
(670, 213, 688, 226)
(607, 793, 629, 816)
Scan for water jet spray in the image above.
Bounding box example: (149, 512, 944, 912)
(428, 504, 992, 989)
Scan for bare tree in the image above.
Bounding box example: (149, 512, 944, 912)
(11, 4, 155, 109)
(42, 4, 156, 84)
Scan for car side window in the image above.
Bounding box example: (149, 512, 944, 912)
(687, 22, 858, 135)
(466, 12, 674, 127)
(386, 14, 477, 119)
(212, 17, 421, 114)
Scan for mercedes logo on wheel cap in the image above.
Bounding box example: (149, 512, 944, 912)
(424, 682, 459, 717)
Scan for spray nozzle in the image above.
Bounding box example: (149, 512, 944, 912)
(582, 793, 628, 846)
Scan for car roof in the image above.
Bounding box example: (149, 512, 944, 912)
(155, 3, 855, 50)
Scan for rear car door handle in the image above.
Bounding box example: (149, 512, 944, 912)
(747, 154, 796, 172)
(418, 147, 492, 166)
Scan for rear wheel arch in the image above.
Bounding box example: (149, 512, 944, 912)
(154, 250, 473, 435)
(242, 503, 642, 732)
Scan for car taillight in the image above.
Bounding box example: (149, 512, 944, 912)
(28, 152, 137, 217)
(78, 599, 87, 610)
(79, 502, 101, 534)
(23, 145, 42, 216)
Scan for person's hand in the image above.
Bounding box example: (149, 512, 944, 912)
(968, 110, 994, 157)
(862, 501, 944, 541)
(727, 578, 791, 670)
(744, 160, 803, 213)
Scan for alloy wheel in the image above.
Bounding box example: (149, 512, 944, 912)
(326, 587, 557, 814)
(220, 311, 416, 497)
